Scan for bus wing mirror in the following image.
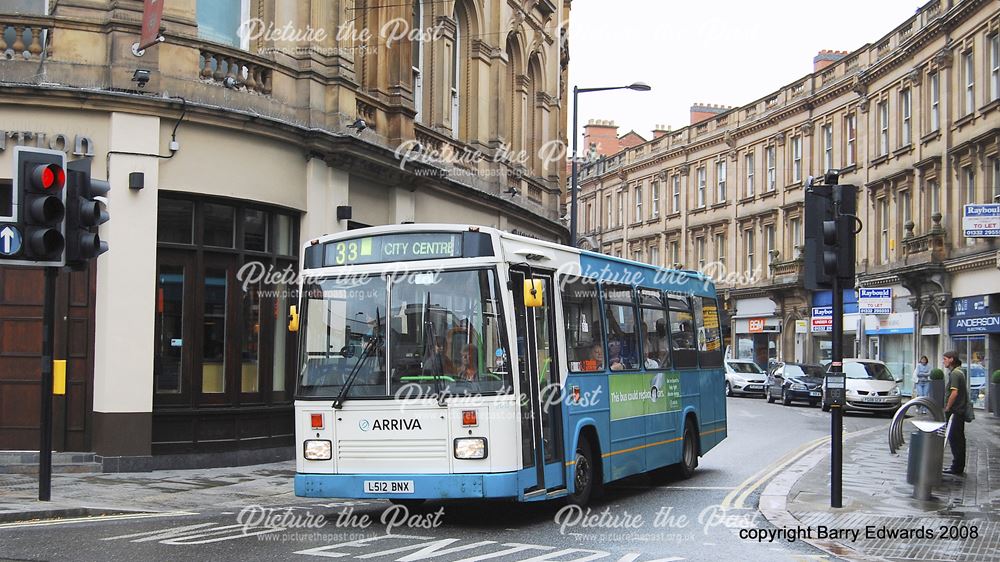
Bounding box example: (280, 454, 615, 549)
(523, 279, 543, 308)
(288, 305, 299, 332)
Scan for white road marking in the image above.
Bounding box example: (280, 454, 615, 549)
(0, 511, 194, 529)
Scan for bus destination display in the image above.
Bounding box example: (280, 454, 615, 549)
(323, 233, 463, 266)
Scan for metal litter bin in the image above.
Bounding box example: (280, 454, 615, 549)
(905, 420, 946, 500)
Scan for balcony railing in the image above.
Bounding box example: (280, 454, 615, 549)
(199, 47, 273, 94)
(1, 17, 53, 62)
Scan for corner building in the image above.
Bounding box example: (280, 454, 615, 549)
(578, 0, 999, 409)
(0, 0, 570, 468)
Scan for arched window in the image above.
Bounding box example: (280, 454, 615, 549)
(412, 0, 424, 123)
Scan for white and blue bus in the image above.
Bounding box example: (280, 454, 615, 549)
(292, 224, 726, 505)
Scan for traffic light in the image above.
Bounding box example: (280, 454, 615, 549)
(65, 158, 110, 269)
(804, 183, 857, 290)
(11, 147, 67, 266)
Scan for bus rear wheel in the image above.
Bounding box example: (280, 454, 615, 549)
(671, 422, 699, 480)
(568, 436, 599, 506)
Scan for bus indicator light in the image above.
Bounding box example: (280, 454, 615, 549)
(462, 410, 478, 427)
(310, 413, 324, 429)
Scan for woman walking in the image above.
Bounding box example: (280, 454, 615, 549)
(913, 356, 931, 413)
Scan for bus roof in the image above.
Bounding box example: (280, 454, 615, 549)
(304, 224, 716, 297)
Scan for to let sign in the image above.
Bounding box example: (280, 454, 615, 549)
(858, 288, 892, 314)
(962, 204, 1000, 238)
(811, 306, 832, 333)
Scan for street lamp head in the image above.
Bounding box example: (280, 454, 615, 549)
(627, 82, 652, 92)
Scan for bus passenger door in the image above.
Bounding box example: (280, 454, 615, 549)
(511, 269, 565, 497)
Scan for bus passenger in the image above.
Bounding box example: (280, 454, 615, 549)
(458, 344, 479, 381)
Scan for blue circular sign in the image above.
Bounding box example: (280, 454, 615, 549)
(0, 225, 22, 256)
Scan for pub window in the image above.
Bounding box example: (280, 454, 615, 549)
(695, 297, 723, 367)
(639, 289, 670, 369)
(668, 294, 698, 368)
(244, 209, 267, 252)
(203, 203, 235, 248)
(603, 284, 639, 370)
(562, 278, 604, 372)
(276, 214, 295, 256)
(157, 199, 194, 244)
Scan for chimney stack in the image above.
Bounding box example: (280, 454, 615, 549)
(582, 119, 621, 158)
(690, 103, 731, 125)
(652, 124, 671, 139)
(813, 49, 849, 72)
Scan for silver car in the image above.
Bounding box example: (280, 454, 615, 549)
(823, 359, 902, 417)
(724, 359, 767, 397)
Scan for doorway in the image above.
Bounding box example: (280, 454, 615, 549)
(510, 268, 565, 495)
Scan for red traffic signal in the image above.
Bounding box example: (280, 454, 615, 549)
(10, 147, 67, 266)
(30, 163, 66, 191)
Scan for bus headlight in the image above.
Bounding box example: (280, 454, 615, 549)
(454, 437, 487, 459)
(304, 440, 332, 460)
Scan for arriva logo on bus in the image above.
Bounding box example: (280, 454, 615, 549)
(359, 418, 423, 431)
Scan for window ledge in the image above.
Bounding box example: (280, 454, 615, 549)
(785, 182, 802, 191)
(954, 113, 975, 130)
(663, 211, 682, 221)
(738, 195, 756, 204)
(979, 98, 1000, 114)
(839, 164, 858, 175)
(921, 130, 941, 145)
(690, 206, 707, 215)
(711, 201, 729, 210)
(646, 217, 661, 225)
(893, 144, 914, 158)
(871, 154, 889, 167)
(759, 190, 778, 200)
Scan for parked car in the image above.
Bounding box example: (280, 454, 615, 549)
(822, 359, 902, 417)
(724, 359, 767, 397)
(766, 362, 826, 406)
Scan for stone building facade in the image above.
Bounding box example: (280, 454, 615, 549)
(0, 0, 570, 467)
(577, 0, 999, 407)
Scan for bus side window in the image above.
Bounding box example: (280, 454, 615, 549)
(667, 294, 698, 369)
(603, 284, 639, 371)
(561, 277, 604, 372)
(697, 297, 724, 367)
(639, 288, 670, 370)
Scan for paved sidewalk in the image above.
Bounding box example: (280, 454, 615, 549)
(0, 460, 302, 523)
(762, 413, 1000, 562)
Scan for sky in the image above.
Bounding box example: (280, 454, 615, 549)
(568, 0, 922, 142)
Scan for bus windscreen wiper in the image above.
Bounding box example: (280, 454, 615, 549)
(332, 308, 381, 410)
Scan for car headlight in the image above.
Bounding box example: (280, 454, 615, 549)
(730, 375, 746, 384)
(791, 383, 807, 391)
(454, 437, 487, 459)
(890, 387, 900, 396)
(303, 440, 332, 460)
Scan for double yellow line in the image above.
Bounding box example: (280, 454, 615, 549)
(720, 434, 831, 510)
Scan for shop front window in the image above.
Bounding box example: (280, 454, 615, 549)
(953, 336, 988, 410)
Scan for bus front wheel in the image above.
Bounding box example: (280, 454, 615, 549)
(568, 436, 599, 506)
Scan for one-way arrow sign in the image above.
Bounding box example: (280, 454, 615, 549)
(0, 225, 23, 256)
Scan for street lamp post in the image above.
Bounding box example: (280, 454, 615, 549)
(569, 82, 651, 248)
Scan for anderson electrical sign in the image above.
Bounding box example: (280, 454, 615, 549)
(949, 314, 1000, 334)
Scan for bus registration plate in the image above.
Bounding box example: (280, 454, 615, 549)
(364, 480, 414, 494)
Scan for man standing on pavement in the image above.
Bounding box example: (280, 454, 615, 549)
(942, 351, 967, 475)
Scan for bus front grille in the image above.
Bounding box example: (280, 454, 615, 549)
(337, 439, 448, 460)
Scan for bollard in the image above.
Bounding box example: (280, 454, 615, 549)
(905, 420, 946, 500)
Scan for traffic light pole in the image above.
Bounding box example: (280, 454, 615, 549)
(830, 273, 844, 509)
(38, 266, 57, 501)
